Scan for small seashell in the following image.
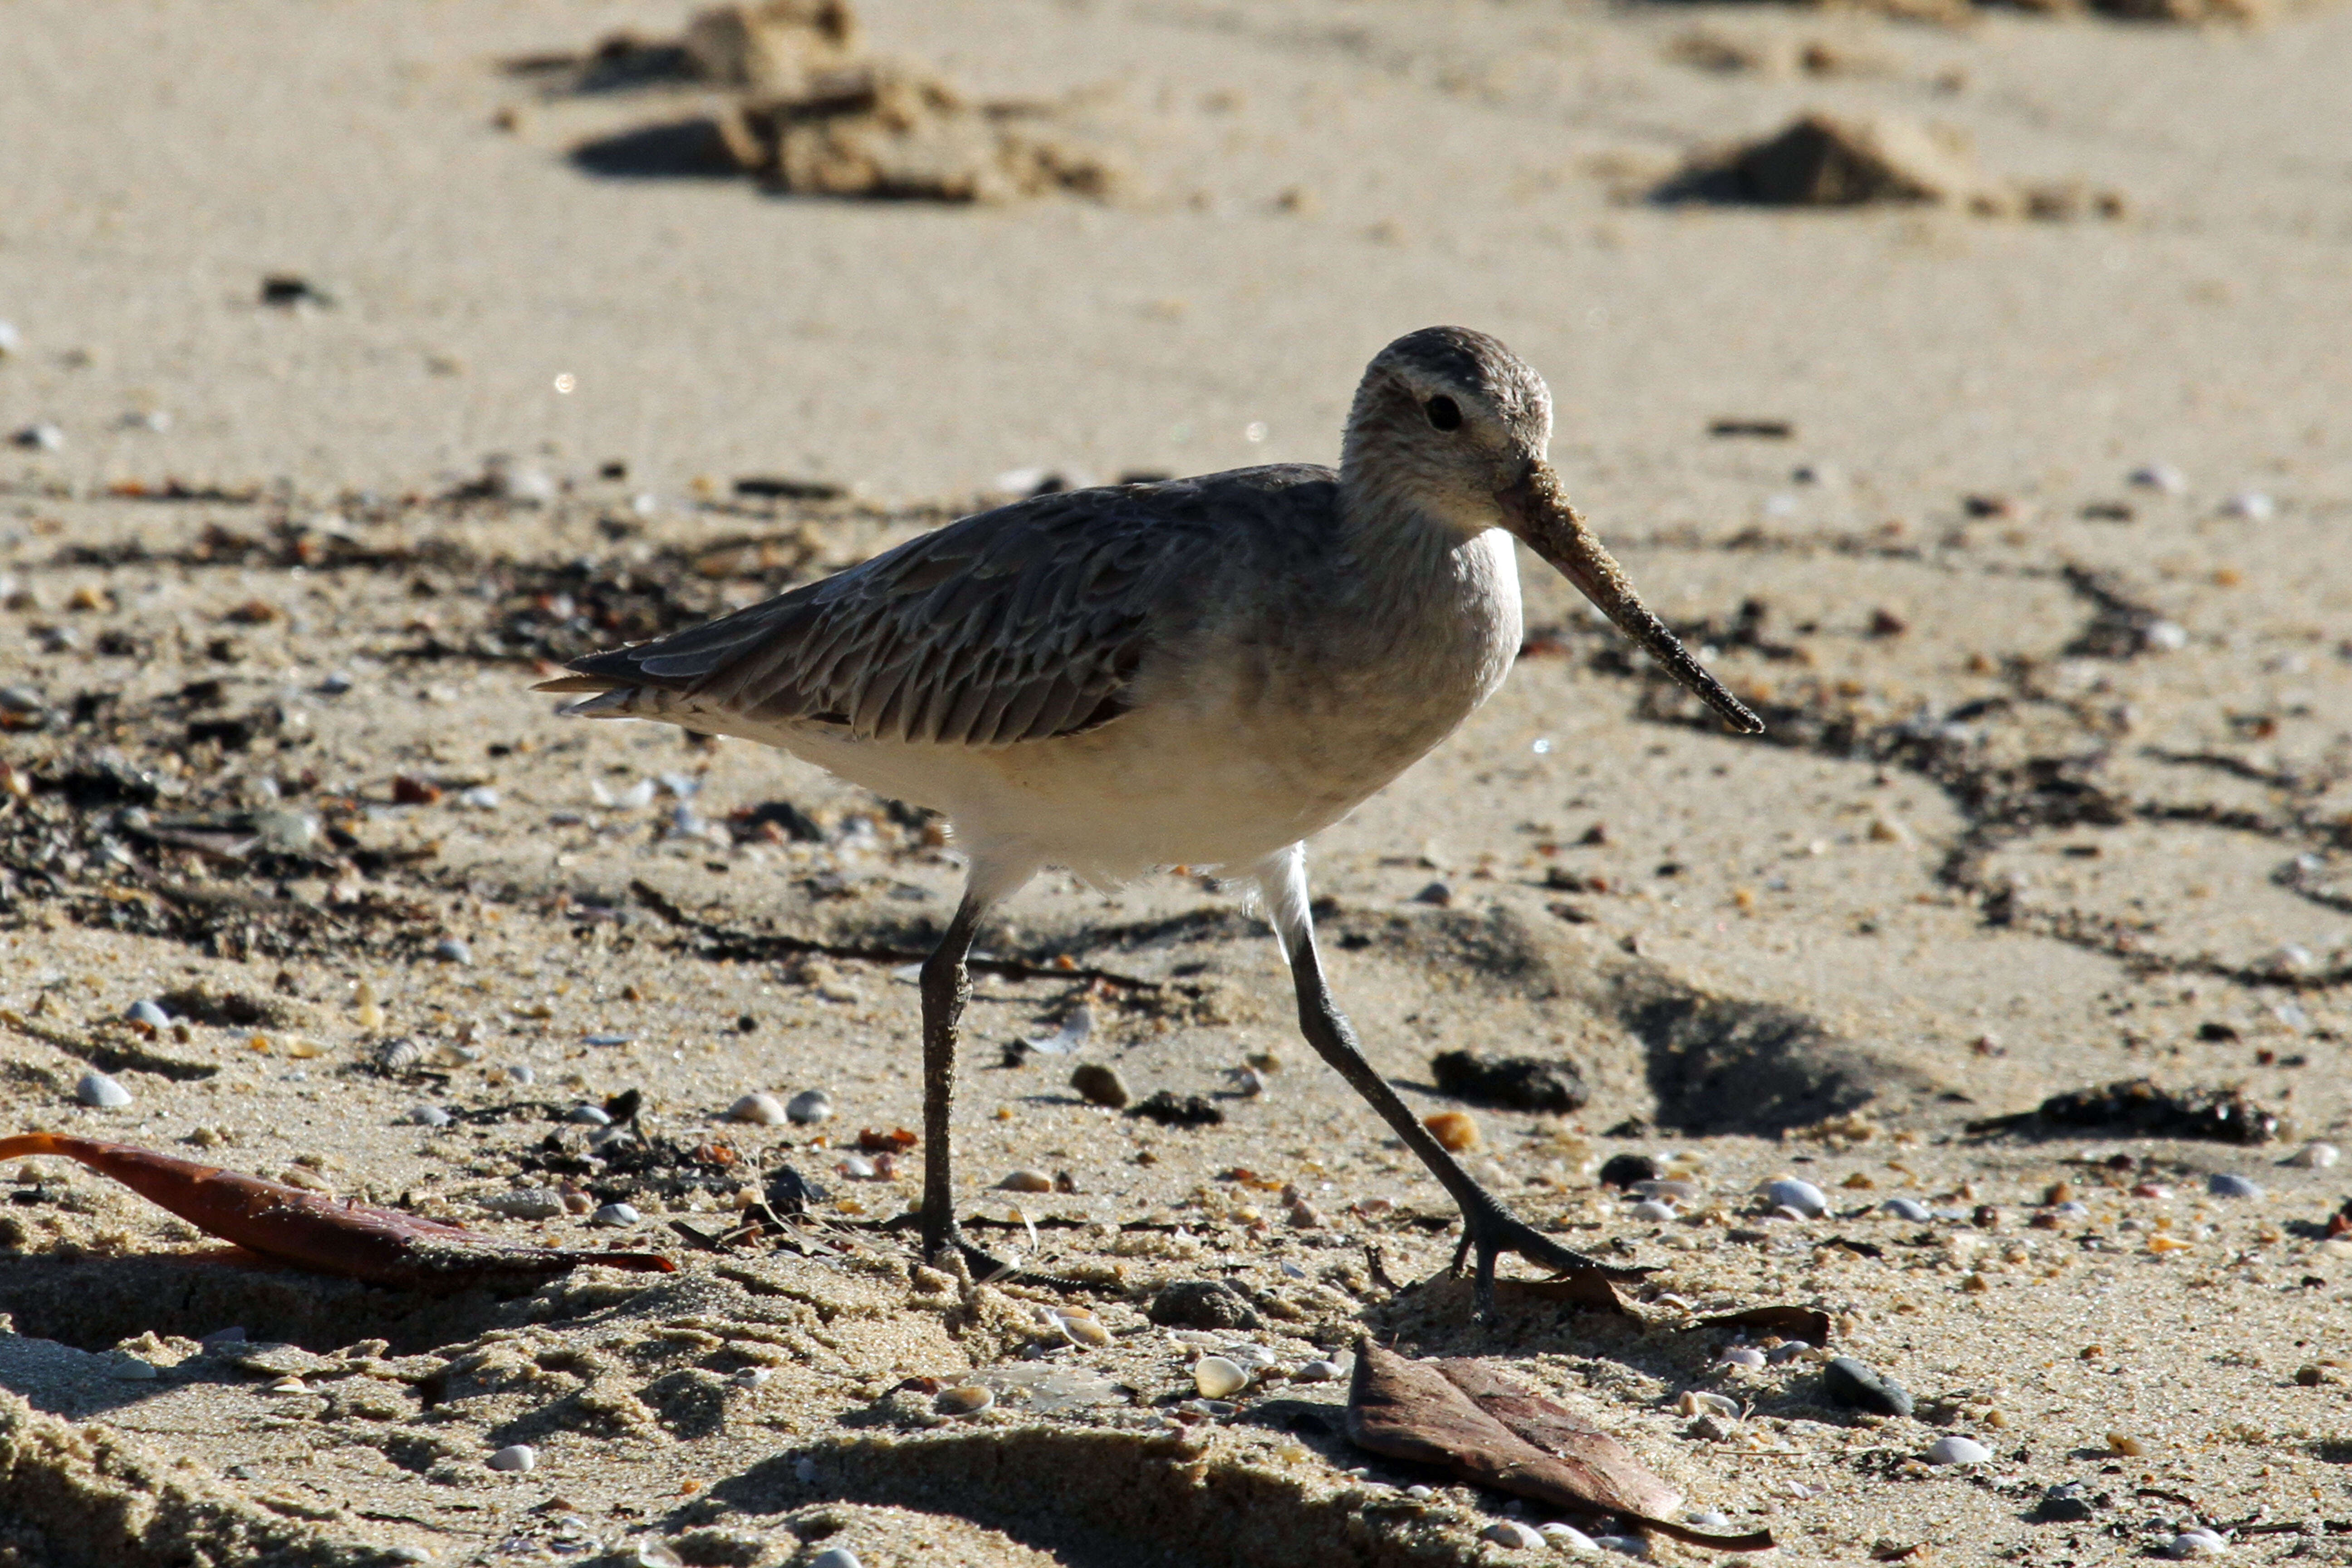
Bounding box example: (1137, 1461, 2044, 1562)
(633, 1539, 685, 1568)
(374, 1038, 425, 1074)
(1924, 1435, 1991, 1466)
(13, 422, 64, 452)
(836, 1153, 876, 1179)
(403, 1105, 451, 1128)
(934, 1384, 994, 1415)
(2206, 1173, 2262, 1200)
(457, 785, 500, 810)
(727, 1092, 787, 1126)
(126, 999, 172, 1028)
(590, 1203, 639, 1227)
(75, 1072, 132, 1108)
(433, 938, 473, 965)
(1421, 1109, 1480, 1152)
(1293, 1359, 1342, 1383)
(1882, 1197, 1932, 1222)
(2107, 1432, 2146, 1457)
(478, 1188, 567, 1220)
(1761, 1177, 1827, 1217)
(485, 1444, 536, 1473)
(1057, 1313, 1112, 1348)
(1591, 1535, 1650, 1558)
(2166, 1529, 2227, 1558)
(568, 1104, 613, 1126)
(1538, 1522, 1599, 1551)
(1230, 1065, 1268, 1097)
(998, 1169, 1053, 1193)
(786, 1089, 833, 1125)
(1069, 1063, 1130, 1108)
(1483, 1520, 1545, 1549)
(506, 1064, 536, 1085)
(1630, 1199, 1677, 1222)
(1676, 1390, 1739, 1419)
(808, 1551, 864, 1568)
(2221, 490, 2274, 521)
(1823, 1356, 1914, 1418)
(1717, 1345, 1766, 1369)
(1633, 1178, 1701, 1202)
(1194, 1356, 1249, 1398)
(2288, 1141, 2340, 1170)
(1402, 1484, 1432, 1501)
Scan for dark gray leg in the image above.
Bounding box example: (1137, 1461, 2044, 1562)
(918, 893, 986, 1270)
(1284, 917, 1630, 1320)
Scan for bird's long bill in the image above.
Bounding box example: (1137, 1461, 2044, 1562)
(1500, 462, 1765, 735)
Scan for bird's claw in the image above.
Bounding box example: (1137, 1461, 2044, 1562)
(1450, 1203, 1632, 1322)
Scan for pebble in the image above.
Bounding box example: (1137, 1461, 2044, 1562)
(1422, 1109, 1480, 1152)
(568, 1104, 613, 1126)
(1293, 1359, 1342, 1383)
(457, 785, 501, 810)
(2130, 462, 2187, 494)
(1630, 1199, 1677, 1223)
(2207, 1173, 2262, 1200)
(590, 1203, 640, 1227)
(1403, 1485, 1433, 1501)
(1194, 1356, 1250, 1398)
(934, 1384, 994, 1415)
(1761, 1177, 1828, 1218)
(403, 1105, 452, 1127)
(125, 999, 172, 1028)
(0, 320, 16, 357)
(2035, 1482, 2095, 1523)
(1597, 1153, 1661, 1189)
(585, 1034, 634, 1048)
(2221, 490, 2274, 521)
(727, 1092, 788, 1126)
(1482, 1521, 1546, 1550)
(506, 1064, 536, 1085)
(433, 938, 473, 965)
(2052, 1200, 2090, 1219)
(2288, 1142, 2340, 1170)
(1069, 1063, 1130, 1108)
(786, 1089, 834, 1125)
(998, 1170, 1054, 1193)
(1592, 1537, 1650, 1559)
(485, 1444, 536, 1473)
(75, 1071, 132, 1108)
(1882, 1197, 1932, 1221)
(1823, 1356, 1914, 1417)
(1539, 1522, 1599, 1551)
(108, 1354, 160, 1380)
(13, 422, 64, 451)
(2166, 1529, 2228, 1558)
(1716, 1345, 1766, 1369)
(808, 1551, 863, 1568)
(1924, 1435, 1991, 1466)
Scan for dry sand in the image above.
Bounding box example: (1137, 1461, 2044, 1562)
(3, 1, 2352, 1564)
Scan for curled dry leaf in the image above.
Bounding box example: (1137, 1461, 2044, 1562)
(0, 1133, 676, 1289)
(1345, 1340, 1774, 1552)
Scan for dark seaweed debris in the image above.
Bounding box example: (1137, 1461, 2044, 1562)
(1429, 1049, 1588, 1113)
(1127, 1091, 1224, 1128)
(1966, 1078, 2280, 1144)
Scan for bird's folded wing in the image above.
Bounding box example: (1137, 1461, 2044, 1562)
(538, 471, 1329, 747)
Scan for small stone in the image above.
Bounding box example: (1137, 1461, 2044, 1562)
(2207, 1173, 2262, 1200)
(1598, 1153, 1661, 1189)
(485, 1444, 536, 1472)
(2034, 1483, 2094, 1523)
(2130, 463, 2188, 495)
(1924, 1435, 1991, 1465)
(1717, 1346, 1766, 1369)
(1483, 1520, 1546, 1549)
(2107, 1432, 2146, 1457)
(1882, 1197, 1932, 1222)
(108, 1354, 160, 1380)
(433, 938, 473, 965)
(1149, 1279, 1262, 1330)
(934, 1384, 994, 1415)
(808, 1551, 863, 1568)
(2166, 1529, 2228, 1558)
(1630, 1199, 1677, 1222)
(568, 1104, 613, 1126)
(727, 1092, 788, 1126)
(1762, 1177, 1828, 1217)
(1429, 1049, 1588, 1112)
(478, 1189, 567, 1220)
(1422, 1109, 1480, 1152)
(1413, 881, 1453, 906)
(126, 999, 172, 1028)
(1823, 1356, 1914, 1417)
(1293, 1359, 1342, 1383)
(997, 1169, 1053, 1193)
(75, 1072, 132, 1108)
(786, 1089, 834, 1124)
(590, 1203, 639, 1227)
(12, 422, 64, 451)
(1591, 1534, 1650, 1558)
(1194, 1356, 1249, 1398)
(1070, 1063, 1130, 1108)
(457, 785, 501, 810)
(2287, 1141, 2339, 1170)
(2221, 491, 2274, 520)
(404, 1105, 452, 1128)
(1539, 1522, 1599, 1551)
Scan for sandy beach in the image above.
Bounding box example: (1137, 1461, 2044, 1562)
(3, 1, 2351, 1563)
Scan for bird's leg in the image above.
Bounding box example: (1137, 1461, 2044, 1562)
(917, 892, 1011, 1282)
(1261, 853, 1626, 1320)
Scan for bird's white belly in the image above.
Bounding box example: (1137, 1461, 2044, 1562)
(768, 529, 1523, 882)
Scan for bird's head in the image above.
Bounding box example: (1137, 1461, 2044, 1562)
(1345, 324, 1763, 735)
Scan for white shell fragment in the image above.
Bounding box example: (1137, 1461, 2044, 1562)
(934, 1384, 994, 1415)
(1882, 1197, 1932, 1222)
(2166, 1529, 2228, 1558)
(1193, 1357, 1249, 1398)
(76, 1072, 132, 1108)
(486, 1444, 537, 1472)
(727, 1093, 788, 1126)
(590, 1203, 640, 1227)
(1717, 1346, 1767, 1369)
(568, 1104, 613, 1126)
(2288, 1142, 2340, 1170)
(808, 1551, 864, 1568)
(997, 1169, 1053, 1193)
(126, 999, 172, 1028)
(2206, 1173, 2262, 1200)
(1293, 1359, 1343, 1383)
(1761, 1178, 1827, 1217)
(786, 1090, 834, 1124)
(1482, 1520, 1546, 1549)
(1925, 1435, 1992, 1466)
(403, 1105, 452, 1128)
(1630, 1199, 1677, 1222)
(1539, 1522, 1599, 1551)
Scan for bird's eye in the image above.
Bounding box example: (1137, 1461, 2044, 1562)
(1424, 395, 1462, 432)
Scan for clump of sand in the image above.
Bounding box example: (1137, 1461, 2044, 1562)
(1663, 111, 2125, 219)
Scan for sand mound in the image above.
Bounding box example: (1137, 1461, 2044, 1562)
(1663, 111, 2124, 218)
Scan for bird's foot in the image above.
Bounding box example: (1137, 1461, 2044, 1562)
(1447, 1199, 1639, 1322)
